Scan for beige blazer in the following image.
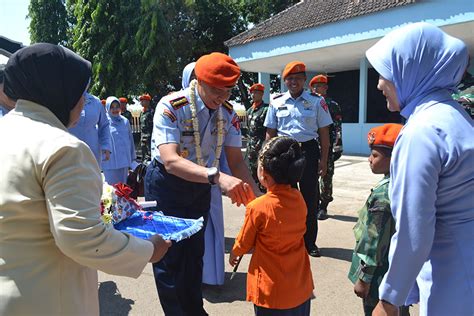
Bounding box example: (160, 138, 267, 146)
(0, 100, 153, 315)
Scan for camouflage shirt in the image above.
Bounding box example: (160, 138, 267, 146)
(140, 109, 154, 137)
(348, 175, 395, 299)
(323, 96, 343, 153)
(246, 102, 269, 161)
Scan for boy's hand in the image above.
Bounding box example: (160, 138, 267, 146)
(354, 279, 370, 298)
(229, 250, 240, 267)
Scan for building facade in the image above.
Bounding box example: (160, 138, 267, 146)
(226, 0, 474, 154)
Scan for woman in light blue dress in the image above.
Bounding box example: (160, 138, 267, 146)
(69, 92, 111, 167)
(102, 97, 138, 185)
(366, 23, 473, 316)
(182, 62, 227, 285)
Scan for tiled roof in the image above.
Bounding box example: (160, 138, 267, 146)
(225, 0, 415, 47)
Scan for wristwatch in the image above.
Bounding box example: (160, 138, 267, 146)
(207, 167, 219, 185)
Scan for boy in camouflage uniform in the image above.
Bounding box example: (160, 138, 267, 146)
(245, 83, 268, 192)
(139, 94, 153, 162)
(310, 75, 343, 220)
(348, 123, 409, 316)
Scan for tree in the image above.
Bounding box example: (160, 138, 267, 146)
(28, 0, 69, 45)
(135, 0, 179, 96)
(68, 0, 144, 97)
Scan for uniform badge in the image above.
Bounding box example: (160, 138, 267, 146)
(303, 100, 311, 108)
(181, 148, 189, 158)
(320, 98, 329, 113)
(170, 96, 189, 110)
(231, 114, 241, 131)
(368, 132, 376, 145)
(223, 100, 234, 114)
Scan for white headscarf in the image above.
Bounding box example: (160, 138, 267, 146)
(366, 22, 469, 118)
(105, 96, 121, 121)
(181, 62, 196, 89)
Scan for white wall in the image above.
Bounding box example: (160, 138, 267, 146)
(342, 123, 382, 155)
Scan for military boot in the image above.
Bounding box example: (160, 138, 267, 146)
(318, 201, 329, 220)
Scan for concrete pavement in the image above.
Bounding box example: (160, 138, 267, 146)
(98, 155, 419, 315)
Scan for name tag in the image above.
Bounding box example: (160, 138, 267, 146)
(182, 131, 194, 137)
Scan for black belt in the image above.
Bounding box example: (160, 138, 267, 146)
(298, 139, 318, 148)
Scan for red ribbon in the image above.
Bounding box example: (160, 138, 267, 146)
(113, 182, 134, 199)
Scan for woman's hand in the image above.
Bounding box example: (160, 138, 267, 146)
(102, 150, 111, 161)
(148, 234, 172, 263)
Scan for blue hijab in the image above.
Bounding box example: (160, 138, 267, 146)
(366, 22, 468, 119)
(181, 62, 196, 89)
(105, 96, 122, 123)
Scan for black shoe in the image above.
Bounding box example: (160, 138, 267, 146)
(318, 208, 329, 220)
(308, 247, 321, 257)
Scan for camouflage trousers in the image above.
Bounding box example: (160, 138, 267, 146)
(319, 150, 341, 206)
(141, 134, 151, 162)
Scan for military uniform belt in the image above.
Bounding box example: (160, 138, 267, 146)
(298, 139, 318, 149)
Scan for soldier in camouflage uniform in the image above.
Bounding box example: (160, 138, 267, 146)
(348, 124, 409, 316)
(310, 75, 343, 220)
(245, 83, 269, 192)
(139, 94, 154, 162)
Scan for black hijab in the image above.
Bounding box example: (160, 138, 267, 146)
(3, 43, 91, 126)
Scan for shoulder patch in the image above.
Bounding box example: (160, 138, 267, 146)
(170, 96, 189, 110)
(272, 93, 283, 100)
(223, 100, 233, 114)
(320, 98, 329, 113)
(162, 109, 177, 122)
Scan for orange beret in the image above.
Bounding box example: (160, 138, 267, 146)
(250, 83, 265, 92)
(282, 61, 306, 79)
(195, 52, 240, 88)
(100, 99, 106, 105)
(310, 75, 328, 86)
(119, 97, 128, 103)
(368, 123, 403, 149)
(139, 94, 151, 101)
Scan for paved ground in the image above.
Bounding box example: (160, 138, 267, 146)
(98, 155, 419, 315)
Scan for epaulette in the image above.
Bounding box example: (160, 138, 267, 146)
(170, 96, 189, 110)
(223, 100, 233, 114)
(272, 93, 284, 100)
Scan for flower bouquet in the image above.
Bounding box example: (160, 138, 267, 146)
(101, 180, 203, 242)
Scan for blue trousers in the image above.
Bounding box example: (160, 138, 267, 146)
(254, 299, 311, 316)
(145, 160, 210, 316)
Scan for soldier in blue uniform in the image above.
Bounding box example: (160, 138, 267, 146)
(264, 61, 332, 257)
(145, 52, 259, 315)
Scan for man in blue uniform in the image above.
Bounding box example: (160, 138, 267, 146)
(145, 52, 259, 315)
(264, 61, 332, 257)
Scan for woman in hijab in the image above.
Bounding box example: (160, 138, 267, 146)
(365, 23, 473, 316)
(102, 96, 138, 185)
(182, 61, 227, 285)
(0, 43, 170, 316)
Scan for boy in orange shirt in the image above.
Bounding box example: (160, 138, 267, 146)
(230, 136, 314, 315)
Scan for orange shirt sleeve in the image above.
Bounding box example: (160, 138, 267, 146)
(232, 204, 259, 257)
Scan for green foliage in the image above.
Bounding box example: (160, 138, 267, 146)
(28, 0, 68, 45)
(28, 0, 296, 102)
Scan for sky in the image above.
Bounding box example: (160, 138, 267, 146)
(0, 0, 31, 44)
(0, 0, 30, 63)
